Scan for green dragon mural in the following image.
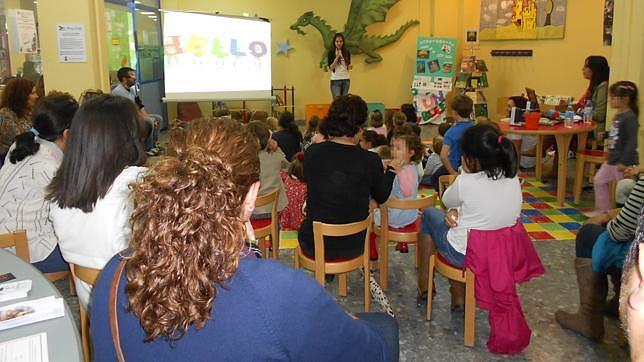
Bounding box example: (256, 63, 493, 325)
(290, 0, 419, 68)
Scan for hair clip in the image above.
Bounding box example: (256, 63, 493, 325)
(498, 135, 503, 145)
(619, 85, 635, 91)
(30, 128, 40, 137)
(295, 152, 304, 161)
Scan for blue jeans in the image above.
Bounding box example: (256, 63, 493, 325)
(355, 312, 399, 362)
(420, 207, 465, 267)
(32, 245, 68, 273)
(330, 79, 350, 98)
(144, 114, 162, 150)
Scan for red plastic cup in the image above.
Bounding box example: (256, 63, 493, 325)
(524, 112, 540, 130)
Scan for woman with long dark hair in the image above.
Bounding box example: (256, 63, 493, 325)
(0, 93, 78, 272)
(327, 33, 351, 98)
(272, 111, 302, 161)
(576, 56, 610, 130)
(47, 94, 146, 309)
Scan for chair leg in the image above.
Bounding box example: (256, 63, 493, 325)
(364, 264, 371, 312)
(415, 241, 419, 268)
(573, 155, 586, 204)
(339, 273, 347, 297)
(271, 227, 280, 260)
(426, 254, 436, 320)
(69, 276, 76, 296)
(79, 306, 90, 362)
(464, 269, 476, 347)
(379, 233, 389, 291)
(609, 180, 617, 208)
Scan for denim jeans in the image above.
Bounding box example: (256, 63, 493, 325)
(330, 79, 350, 98)
(355, 312, 399, 362)
(144, 114, 162, 150)
(32, 245, 68, 273)
(420, 207, 465, 267)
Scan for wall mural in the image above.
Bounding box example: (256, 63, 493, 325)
(479, 0, 567, 40)
(289, 0, 419, 68)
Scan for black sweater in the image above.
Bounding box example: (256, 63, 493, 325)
(298, 141, 395, 259)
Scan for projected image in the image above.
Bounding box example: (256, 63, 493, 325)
(163, 11, 272, 100)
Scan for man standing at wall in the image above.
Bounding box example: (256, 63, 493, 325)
(112, 67, 162, 156)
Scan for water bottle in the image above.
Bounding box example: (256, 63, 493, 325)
(565, 102, 574, 128)
(583, 99, 593, 124)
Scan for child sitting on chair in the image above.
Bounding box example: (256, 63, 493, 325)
(417, 124, 522, 306)
(373, 124, 425, 254)
(421, 136, 443, 186)
(279, 152, 307, 230)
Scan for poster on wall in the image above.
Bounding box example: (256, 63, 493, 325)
(479, 0, 567, 40)
(6, 9, 38, 54)
(603, 0, 613, 46)
(56, 24, 87, 63)
(411, 37, 456, 125)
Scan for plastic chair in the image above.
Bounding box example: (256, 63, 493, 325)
(377, 196, 434, 290)
(294, 214, 373, 311)
(251, 189, 280, 259)
(573, 150, 615, 205)
(0, 230, 74, 292)
(70, 264, 101, 362)
(426, 252, 476, 347)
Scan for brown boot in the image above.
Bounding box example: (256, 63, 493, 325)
(555, 258, 607, 341)
(603, 268, 621, 318)
(449, 280, 466, 311)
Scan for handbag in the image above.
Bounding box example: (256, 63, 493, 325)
(109, 259, 127, 362)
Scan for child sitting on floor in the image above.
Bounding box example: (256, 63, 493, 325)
(593, 81, 640, 213)
(421, 136, 443, 186)
(246, 121, 289, 218)
(367, 110, 387, 136)
(373, 124, 425, 254)
(279, 152, 307, 230)
(360, 129, 387, 151)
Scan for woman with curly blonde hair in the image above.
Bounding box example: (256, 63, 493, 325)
(89, 118, 397, 361)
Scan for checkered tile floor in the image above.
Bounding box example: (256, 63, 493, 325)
(278, 176, 588, 247)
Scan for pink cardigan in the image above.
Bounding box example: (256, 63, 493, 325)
(463, 221, 545, 355)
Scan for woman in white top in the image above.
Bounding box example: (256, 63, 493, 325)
(47, 94, 147, 308)
(417, 124, 522, 307)
(0, 93, 78, 272)
(327, 33, 351, 98)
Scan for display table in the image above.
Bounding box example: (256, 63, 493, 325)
(0, 249, 82, 362)
(497, 120, 596, 206)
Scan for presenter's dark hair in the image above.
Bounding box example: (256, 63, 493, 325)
(1, 77, 35, 117)
(508, 96, 528, 110)
(461, 124, 517, 179)
(46, 94, 146, 212)
(327, 33, 350, 69)
(585, 56, 609, 94)
(319, 94, 367, 138)
(117, 67, 135, 82)
(10, 93, 78, 164)
(278, 111, 302, 142)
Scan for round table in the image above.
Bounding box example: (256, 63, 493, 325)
(0, 249, 82, 362)
(498, 120, 596, 206)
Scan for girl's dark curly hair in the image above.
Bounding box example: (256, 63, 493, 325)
(125, 118, 260, 342)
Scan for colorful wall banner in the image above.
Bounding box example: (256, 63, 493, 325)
(412, 36, 456, 124)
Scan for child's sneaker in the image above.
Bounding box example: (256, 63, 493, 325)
(399, 242, 409, 253)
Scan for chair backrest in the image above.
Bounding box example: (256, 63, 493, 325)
(379, 195, 434, 229)
(312, 214, 373, 264)
(0, 230, 30, 262)
(438, 174, 457, 209)
(70, 264, 101, 286)
(254, 188, 279, 217)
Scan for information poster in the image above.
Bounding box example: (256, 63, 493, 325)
(56, 24, 87, 63)
(7, 9, 38, 54)
(411, 37, 456, 124)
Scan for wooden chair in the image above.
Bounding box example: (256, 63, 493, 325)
(435, 174, 457, 210)
(377, 196, 434, 290)
(295, 215, 372, 311)
(70, 264, 101, 362)
(0, 230, 74, 292)
(250, 189, 280, 259)
(427, 252, 476, 347)
(573, 149, 616, 205)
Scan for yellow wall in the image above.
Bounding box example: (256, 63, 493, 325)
(36, 0, 109, 99)
(162, 0, 425, 119)
(431, 0, 611, 118)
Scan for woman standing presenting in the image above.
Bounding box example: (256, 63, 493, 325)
(328, 33, 351, 98)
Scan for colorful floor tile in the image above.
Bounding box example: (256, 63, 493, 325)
(278, 175, 589, 248)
